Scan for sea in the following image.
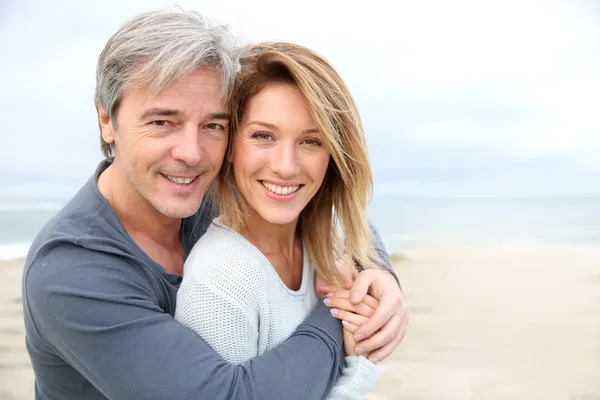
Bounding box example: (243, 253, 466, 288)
(1, 196, 599, 261)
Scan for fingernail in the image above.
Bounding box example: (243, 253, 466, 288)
(323, 298, 331, 305)
(342, 320, 350, 327)
(371, 357, 379, 364)
(355, 346, 364, 355)
(354, 333, 365, 341)
(330, 308, 339, 316)
(350, 293, 361, 303)
(327, 292, 334, 298)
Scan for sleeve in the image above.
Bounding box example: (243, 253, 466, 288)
(368, 219, 402, 289)
(174, 275, 260, 364)
(23, 245, 344, 400)
(327, 356, 380, 399)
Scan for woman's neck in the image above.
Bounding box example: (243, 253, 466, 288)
(237, 210, 304, 290)
(237, 210, 300, 261)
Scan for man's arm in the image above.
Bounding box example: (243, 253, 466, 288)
(24, 245, 343, 400)
(320, 220, 408, 364)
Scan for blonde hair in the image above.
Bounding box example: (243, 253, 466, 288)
(215, 42, 381, 286)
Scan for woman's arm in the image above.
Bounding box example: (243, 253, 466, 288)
(324, 292, 381, 399)
(174, 275, 260, 364)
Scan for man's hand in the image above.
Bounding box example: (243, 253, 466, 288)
(319, 269, 408, 363)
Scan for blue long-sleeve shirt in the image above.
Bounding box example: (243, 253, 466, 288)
(22, 160, 395, 399)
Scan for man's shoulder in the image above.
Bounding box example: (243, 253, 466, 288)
(27, 162, 133, 264)
(24, 170, 147, 291)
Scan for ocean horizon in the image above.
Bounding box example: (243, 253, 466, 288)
(1, 195, 599, 261)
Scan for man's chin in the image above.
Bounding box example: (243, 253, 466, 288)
(153, 200, 203, 219)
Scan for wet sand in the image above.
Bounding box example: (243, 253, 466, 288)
(2, 242, 600, 399)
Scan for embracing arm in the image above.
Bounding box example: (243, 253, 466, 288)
(368, 219, 401, 287)
(24, 246, 343, 400)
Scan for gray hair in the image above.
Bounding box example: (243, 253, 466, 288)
(94, 9, 240, 159)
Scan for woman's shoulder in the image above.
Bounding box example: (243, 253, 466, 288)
(183, 218, 269, 283)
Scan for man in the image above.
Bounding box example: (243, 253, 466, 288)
(23, 9, 408, 400)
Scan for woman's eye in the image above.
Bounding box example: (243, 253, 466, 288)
(251, 131, 272, 141)
(303, 138, 323, 146)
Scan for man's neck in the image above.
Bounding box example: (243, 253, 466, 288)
(97, 162, 185, 274)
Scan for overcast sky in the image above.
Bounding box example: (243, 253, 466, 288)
(1, 0, 598, 202)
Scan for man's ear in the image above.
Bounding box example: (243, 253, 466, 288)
(97, 105, 116, 145)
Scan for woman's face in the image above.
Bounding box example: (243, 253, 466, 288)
(232, 83, 331, 227)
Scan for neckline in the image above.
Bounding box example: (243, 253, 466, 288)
(211, 217, 310, 296)
(91, 160, 185, 283)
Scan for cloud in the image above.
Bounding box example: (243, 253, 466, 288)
(1, 0, 599, 199)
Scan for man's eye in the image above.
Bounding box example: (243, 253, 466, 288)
(251, 132, 272, 141)
(206, 123, 225, 131)
(151, 120, 170, 127)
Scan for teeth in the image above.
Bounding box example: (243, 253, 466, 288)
(166, 175, 195, 185)
(262, 181, 300, 195)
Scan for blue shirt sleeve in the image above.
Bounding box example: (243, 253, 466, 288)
(24, 244, 344, 400)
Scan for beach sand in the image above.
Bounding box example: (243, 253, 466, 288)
(0, 259, 34, 400)
(2, 243, 600, 399)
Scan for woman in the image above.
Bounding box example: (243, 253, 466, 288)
(175, 42, 382, 398)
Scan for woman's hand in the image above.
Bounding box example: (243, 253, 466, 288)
(324, 289, 379, 358)
(320, 269, 409, 364)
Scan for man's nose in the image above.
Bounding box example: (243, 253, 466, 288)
(172, 126, 203, 166)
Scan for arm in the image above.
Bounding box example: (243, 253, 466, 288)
(367, 219, 401, 288)
(174, 275, 260, 364)
(325, 293, 380, 399)
(174, 251, 379, 400)
(24, 245, 343, 400)
(320, 221, 408, 364)
(327, 356, 379, 400)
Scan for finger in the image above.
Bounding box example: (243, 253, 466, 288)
(339, 311, 369, 327)
(367, 314, 409, 363)
(354, 313, 402, 356)
(328, 290, 379, 310)
(329, 308, 368, 326)
(349, 270, 376, 304)
(354, 291, 399, 339)
(319, 284, 338, 295)
(341, 320, 360, 334)
(323, 297, 375, 318)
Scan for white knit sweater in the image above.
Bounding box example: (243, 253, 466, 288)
(175, 218, 379, 399)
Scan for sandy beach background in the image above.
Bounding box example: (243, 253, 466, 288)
(2, 242, 599, 399)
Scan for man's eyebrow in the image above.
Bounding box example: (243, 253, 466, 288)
(208, 112, 230, 120)
(139, 109, 230, 121)
(140, 108, 182, 119)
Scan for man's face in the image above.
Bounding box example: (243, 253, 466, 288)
(99, 66, 229, 219)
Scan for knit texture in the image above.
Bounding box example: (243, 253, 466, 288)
(175, 218, 379, 399)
